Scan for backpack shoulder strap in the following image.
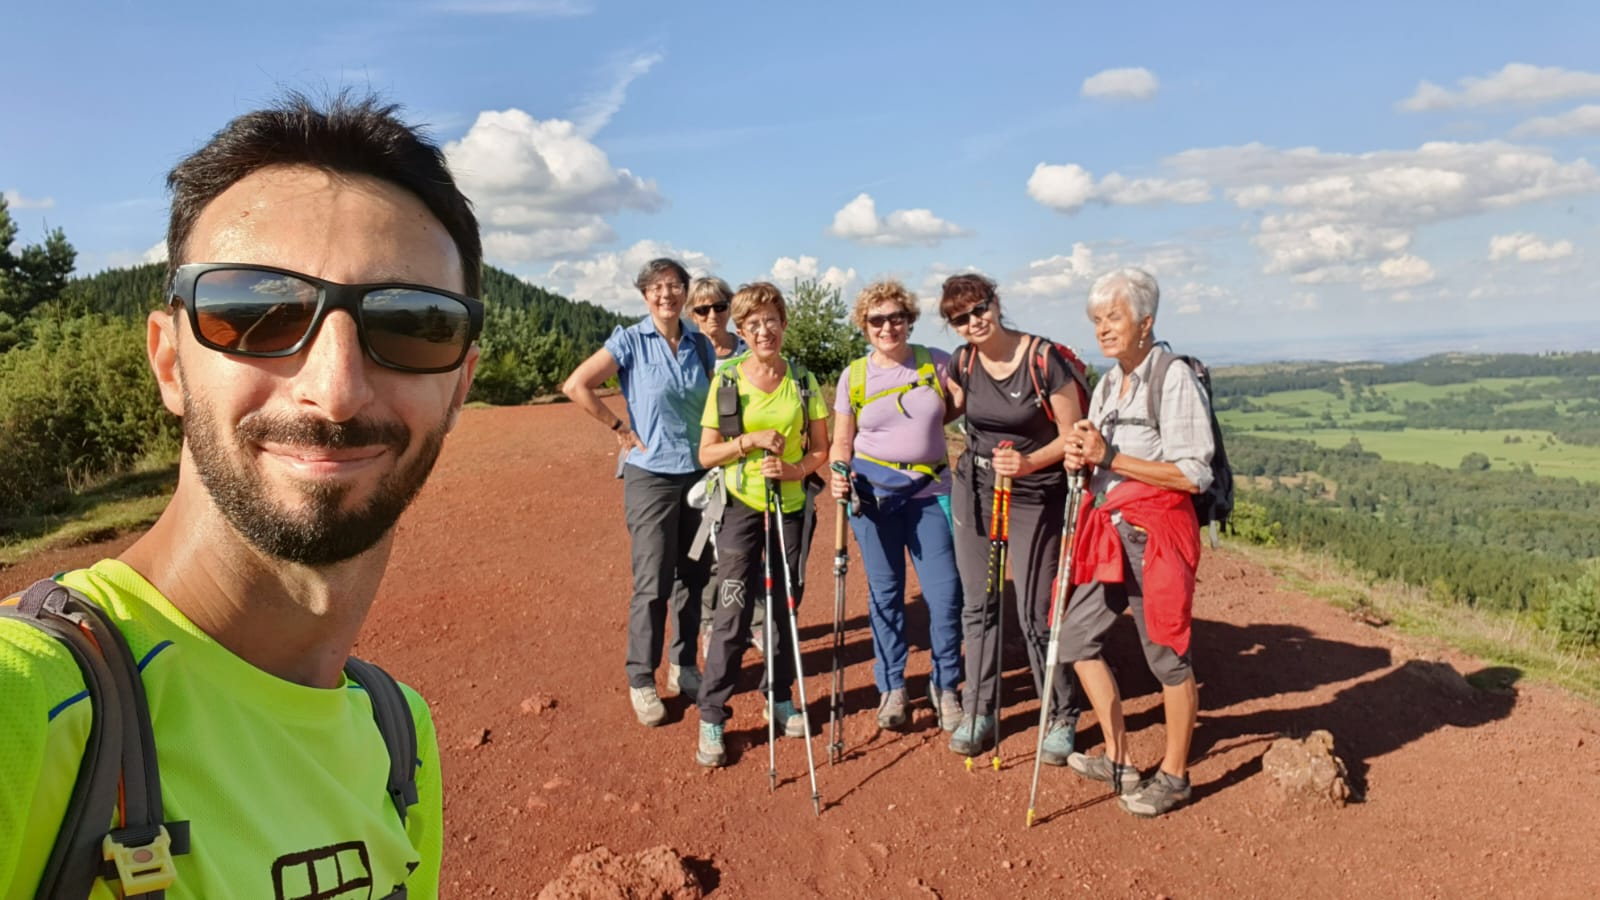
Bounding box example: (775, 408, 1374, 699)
(3, 579, 188, 899)
(1143, 344, 1179, 428)
(912, 345, 944, 400)
(950, 343, 975, 390)
(692, 332, 714, 379)
(344, 656, 420, 825)
(847, 356, 869, 416)
(716, 359, 743, 439)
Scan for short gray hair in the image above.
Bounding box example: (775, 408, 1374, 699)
(634, 257, 690, 294)
(688, 275, 733, 307)
(1087, 267, 1160, 322)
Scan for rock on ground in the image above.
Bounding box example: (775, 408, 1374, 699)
(536, 845, 702, 900)
(1262, 730, 1352, 806)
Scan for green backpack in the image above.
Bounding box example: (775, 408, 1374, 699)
(844, 345, 949, 479)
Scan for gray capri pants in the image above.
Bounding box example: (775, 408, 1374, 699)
(1059, 516, 1193, 686)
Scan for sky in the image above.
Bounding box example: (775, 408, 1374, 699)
(5, 1, 1600, 362)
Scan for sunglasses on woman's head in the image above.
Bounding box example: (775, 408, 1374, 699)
(948, 299, 993, 329)
(169, 263, 484, 374)
(866, 311, 910, 329)
(691, 301, 731, 316)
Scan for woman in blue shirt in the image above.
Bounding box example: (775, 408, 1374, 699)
(562, 258, 717, 728)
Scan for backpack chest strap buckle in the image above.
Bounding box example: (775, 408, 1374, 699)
(103, 824, 180, 895)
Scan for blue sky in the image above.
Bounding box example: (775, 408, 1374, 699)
(5, 1, 1600, 361)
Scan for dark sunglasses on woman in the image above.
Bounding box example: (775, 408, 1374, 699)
(691, 301, 731, 316)
(866, 311, 910, 328)
(169, 263, 484, 374)
(947, 299, 992, 329)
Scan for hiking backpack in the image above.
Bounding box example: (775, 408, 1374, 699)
(1, 579, 419, 900)
(1098, 342, 1234, 543)
(844, 345, 950, 478)
(951, 335, 1092, 440)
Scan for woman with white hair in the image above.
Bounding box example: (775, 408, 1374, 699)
(1060, 266, 1215, 818)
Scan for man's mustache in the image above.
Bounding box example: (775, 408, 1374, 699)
(235, 413, 409, 452)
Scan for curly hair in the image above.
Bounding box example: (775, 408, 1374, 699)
(851, 280, 919, 330)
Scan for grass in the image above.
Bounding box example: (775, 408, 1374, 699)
(0, 460, 177, 567)
(1227, 541, 1600, 704)
(1231, 427, 1600, 483)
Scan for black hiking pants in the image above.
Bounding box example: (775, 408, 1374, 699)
(698, 498, 805, 725)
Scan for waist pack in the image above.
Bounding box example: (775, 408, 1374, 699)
(850, 455, 947, 516)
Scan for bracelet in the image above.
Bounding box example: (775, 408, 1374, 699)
(610, 419, 624, 432)
(735, 435, 744, 455)
(1099, 445, 1117, 469)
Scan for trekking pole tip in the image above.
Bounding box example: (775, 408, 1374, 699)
(1026, 808, 1036, 828)
(964, 756, 975, 772)
(992, 756, 1002, 772)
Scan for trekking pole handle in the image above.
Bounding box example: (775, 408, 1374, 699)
(829, 461, 852, 550)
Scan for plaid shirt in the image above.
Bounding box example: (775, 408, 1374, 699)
(1087, 346, 1215, 497)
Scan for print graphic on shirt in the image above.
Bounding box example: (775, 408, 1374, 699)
(272, 841, 393, 900)
(720, 578, 747, 608)
(1008, 390, 1022, 398)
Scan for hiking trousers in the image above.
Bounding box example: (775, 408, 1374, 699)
(623, 465, 712, 689)
(699, 499, 805, 725)
(849, 495, 964, 694)
(951, 461, 1081, 722)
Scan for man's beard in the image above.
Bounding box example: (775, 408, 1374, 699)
(181, 382, 449, 566)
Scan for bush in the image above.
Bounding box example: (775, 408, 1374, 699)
(0, 315, 179, 512)
(1546, 560, 1600, 649)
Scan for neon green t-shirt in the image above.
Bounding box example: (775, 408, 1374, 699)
(701, 355, 828, 514)
(0, 560, 443, 900)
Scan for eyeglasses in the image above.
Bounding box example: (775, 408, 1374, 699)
(646, 281, 687, 298)
(169, 263, 484, 374)
(691, 301, 731, 316)
(866, 311, 911, 329)
(948, 299, 993, 329)
(742, 317, 785, 335)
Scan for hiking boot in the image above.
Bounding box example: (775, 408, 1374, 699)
(629, 685, 666, 727)
(947, 713, 995, 756)
(769, 700, 806, 739)
(668, 664, 702, 699)
(928, 685, 964, 733)
(695, 721, 727, 768)
(1038, 718, 1077, 767)
(876, 688, 908, 730)
(1119, 771, 1192, 817)
(1066, 752, 1141, 794)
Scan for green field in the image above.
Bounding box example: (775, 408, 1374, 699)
(1217, 372, 1600, 483)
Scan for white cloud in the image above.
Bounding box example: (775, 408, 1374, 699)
(444, 109, 665, 264)
(1081, 67, 1160, 102)
(826, 193, 967, 247)
(1489, 232, 1575, 262)
(1006, 241, 1209, 302)
(1164, 139, 1600, 286)
(1401, 63, 1600, 111)
(1028, 163, 1211, 212)
(534, 240, 715, 312)
(1511, 104, 1600, 138)
(143, 241, 167, 264)
(1362, 254, 1437, 290)
(573, 50, 663, 138)
(770, 255, 857, 293)
(2, 190, 55, 210)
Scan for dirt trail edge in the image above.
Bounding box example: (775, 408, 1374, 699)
(14, 404, 1599, 898)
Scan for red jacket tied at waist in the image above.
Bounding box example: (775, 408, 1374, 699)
(1069, 480, 1202, 656)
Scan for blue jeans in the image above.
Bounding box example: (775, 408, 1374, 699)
(850, 495, 964, 693)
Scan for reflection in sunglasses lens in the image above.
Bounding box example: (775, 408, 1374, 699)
(363, 289, 473, 371)
(194, 269, 318, 353)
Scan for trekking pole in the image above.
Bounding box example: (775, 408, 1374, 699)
(772, 476, 824, 816)
(988, 457, 1015, 773)
(966, 441, 1013, 773)
(1026, 468, 1088, 827)
(827, 460, 853, 765)
(762, 471, 779, 794)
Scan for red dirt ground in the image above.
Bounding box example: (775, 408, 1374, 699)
(11, 402, 1600, 898)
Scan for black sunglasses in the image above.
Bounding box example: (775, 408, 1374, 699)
(866, 311, 910, 328)
(169, 263, 484, 374)
(691, 301, 731, 316)
(947, 299, 993, 329)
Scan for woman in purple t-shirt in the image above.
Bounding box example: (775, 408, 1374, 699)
(828, 280, 965, 732)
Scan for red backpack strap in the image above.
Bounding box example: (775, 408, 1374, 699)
(1025, 335, 1091, 423)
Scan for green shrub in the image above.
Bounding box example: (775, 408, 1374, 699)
(0, 315, 179, 512)
(1546, 560, 1600, 649)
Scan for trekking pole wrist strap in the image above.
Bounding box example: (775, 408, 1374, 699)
(1100, 445, 1117, 470)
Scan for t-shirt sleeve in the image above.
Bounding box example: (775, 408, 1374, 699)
(0, 618, 88, 900)
(403, 684, 443, 900)
(833, 366, 853, 415)
(602, 325, 633, 371)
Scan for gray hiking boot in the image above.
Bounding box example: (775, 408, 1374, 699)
(1119, 771, 1192, 817)
(769, 700, 806, 739)
(695, 721, 727, 768)
(876, 688, 908, 730)
(948, 713, 995, 756)
(629, 685, 666, 727)
(928, 684, 963, 732)
(1039, 717, 1077, 767)
(668, 663, 702, 699)
(1067, 751, 1141, 794)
